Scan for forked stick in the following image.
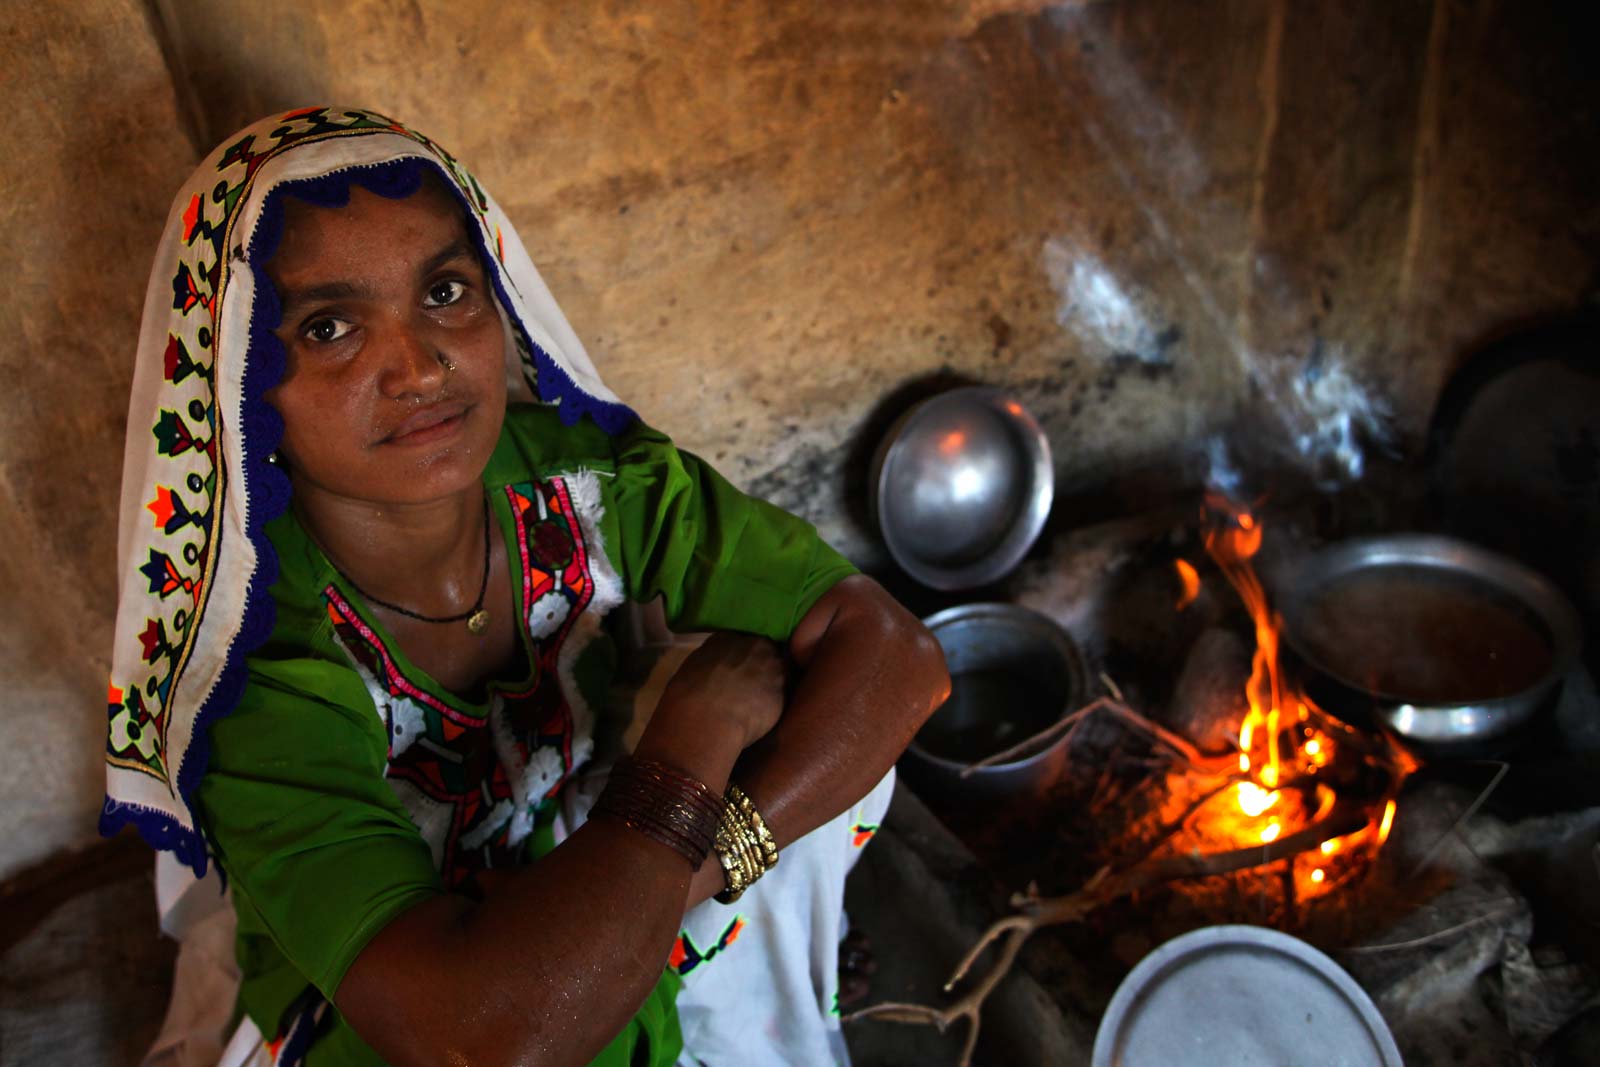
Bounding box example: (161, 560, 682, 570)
(844, 795, 1374, 1066)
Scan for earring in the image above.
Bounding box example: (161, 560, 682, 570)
(437, 352, 456, 372)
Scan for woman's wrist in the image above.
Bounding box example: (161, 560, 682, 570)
(632, 695, 745, 790)
(591, 757, 724, 869)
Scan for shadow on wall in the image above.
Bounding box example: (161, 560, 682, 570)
(146, 1, 338, 154)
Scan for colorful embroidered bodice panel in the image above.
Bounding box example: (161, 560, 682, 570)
(323, 477, 602, 888)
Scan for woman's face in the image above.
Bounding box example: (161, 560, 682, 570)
(265, 176, 507, 509)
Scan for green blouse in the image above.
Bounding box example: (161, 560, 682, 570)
(196, 404, 856, 1066)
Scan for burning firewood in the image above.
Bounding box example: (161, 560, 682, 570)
(958, 675, 1226, 778)
(844, 786, 1380, 1066)
(849, 503, 1417, 1064)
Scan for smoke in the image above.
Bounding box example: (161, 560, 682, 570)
(1043, 240, 1171, 365)
(1202, 347, 1395, 497)
(1203, 436, 1247, 500)
(1043, 236, 1394, 495)
(1284, 352, 1394, 485)
(1028, 14, 1394, 497)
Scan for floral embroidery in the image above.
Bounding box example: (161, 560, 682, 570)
(324, 475, 609, 888)
(527, 591, 571, 641)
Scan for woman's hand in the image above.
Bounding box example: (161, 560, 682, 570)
(342, 631, 788, 1067)
(657, 632, 786, 750)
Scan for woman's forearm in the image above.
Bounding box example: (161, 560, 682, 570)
(336, 689, 747, 1067)
(684, 575, 949, 909)
(336, 579, 947, 1064)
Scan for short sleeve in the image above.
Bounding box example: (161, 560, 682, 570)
(196, 656, 443, 998)
(606, 424, 858, 639)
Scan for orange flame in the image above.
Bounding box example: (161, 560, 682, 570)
(1166, 498, 1410, 903)
(1376, 799, 1397, 845)
(1236, 781, 1280, 817)
(1204, 503, 1286, 792)
(1174, 559, 1201, 610)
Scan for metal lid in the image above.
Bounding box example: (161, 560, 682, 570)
(1093, 925, 1402, 1067)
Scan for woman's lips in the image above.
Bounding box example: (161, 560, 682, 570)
(381, 402, 471, 446)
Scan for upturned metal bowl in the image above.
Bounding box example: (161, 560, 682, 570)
(870, 387, 1053, 590)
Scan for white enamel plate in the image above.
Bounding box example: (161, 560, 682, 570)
(1092, 925, 1403, 1067)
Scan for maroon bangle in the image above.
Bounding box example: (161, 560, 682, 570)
(592, 757, 723, 869)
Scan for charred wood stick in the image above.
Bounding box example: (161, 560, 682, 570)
(1098, 777, 1242, 872)
(957, 698, 1107, 777)
(845, 793, 1377, 1067)
(1017, 792, 1373, 924)
(959, 695, 1226, 777)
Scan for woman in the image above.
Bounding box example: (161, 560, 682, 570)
(103, 107, 948, 1067)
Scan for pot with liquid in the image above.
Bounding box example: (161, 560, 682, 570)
(1279, 534, 1583, 755)
(900, 602, 1088, 799)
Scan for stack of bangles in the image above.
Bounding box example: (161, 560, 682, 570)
(593, 757, 779, 904)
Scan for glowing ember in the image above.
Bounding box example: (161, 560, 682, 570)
(1236, 781, 1280, 817)
(1377, 799, 1396, 845)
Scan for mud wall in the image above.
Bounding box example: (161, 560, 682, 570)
(3, 0, 1595, 876)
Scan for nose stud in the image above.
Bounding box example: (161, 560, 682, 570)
(437, 352, 456, 372)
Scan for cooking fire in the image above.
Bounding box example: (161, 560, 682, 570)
(1172, 498, 1416, 901)
(853, 500, 1423, 1065)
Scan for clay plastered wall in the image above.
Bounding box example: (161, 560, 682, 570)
(4, 0, 1597, 877)
(2, 2, 198, 881)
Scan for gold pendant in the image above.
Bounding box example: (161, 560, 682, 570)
(466, 609, 490, 635)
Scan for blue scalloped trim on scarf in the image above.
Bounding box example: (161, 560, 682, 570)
(102, 155, 634, 875)
(446, 180, 637, 435)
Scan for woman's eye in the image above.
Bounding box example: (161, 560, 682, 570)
(304, 317, 353, 343)
(426, 280, 466, 307)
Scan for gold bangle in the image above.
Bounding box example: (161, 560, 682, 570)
(714, 823, 750, 900)
(714, 805, 751, 902)
(713, 782, 778, 904)
(729, 783, 779, 871)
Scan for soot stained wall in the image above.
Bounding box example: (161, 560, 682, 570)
(3, 0, 1596, 877)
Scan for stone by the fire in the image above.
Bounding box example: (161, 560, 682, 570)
(1160, 626, 1253, 755)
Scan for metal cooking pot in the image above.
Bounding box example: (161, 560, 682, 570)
(870, 387, 1053, 590)
(1279, 534, 1583, 753)
(899, 602, 1088, 799)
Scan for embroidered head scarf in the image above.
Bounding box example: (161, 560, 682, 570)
(103, 107, 635, 876)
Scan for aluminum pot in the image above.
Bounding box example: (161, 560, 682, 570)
(899, 602, 1088, 799)
(1279, 534, 1583, 754)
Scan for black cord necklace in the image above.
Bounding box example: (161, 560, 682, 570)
(339, 495, 493, 636)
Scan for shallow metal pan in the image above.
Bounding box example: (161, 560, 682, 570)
(1279, 534, 1583, 751)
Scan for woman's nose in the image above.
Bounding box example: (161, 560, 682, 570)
(375, 317, 447, 399)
